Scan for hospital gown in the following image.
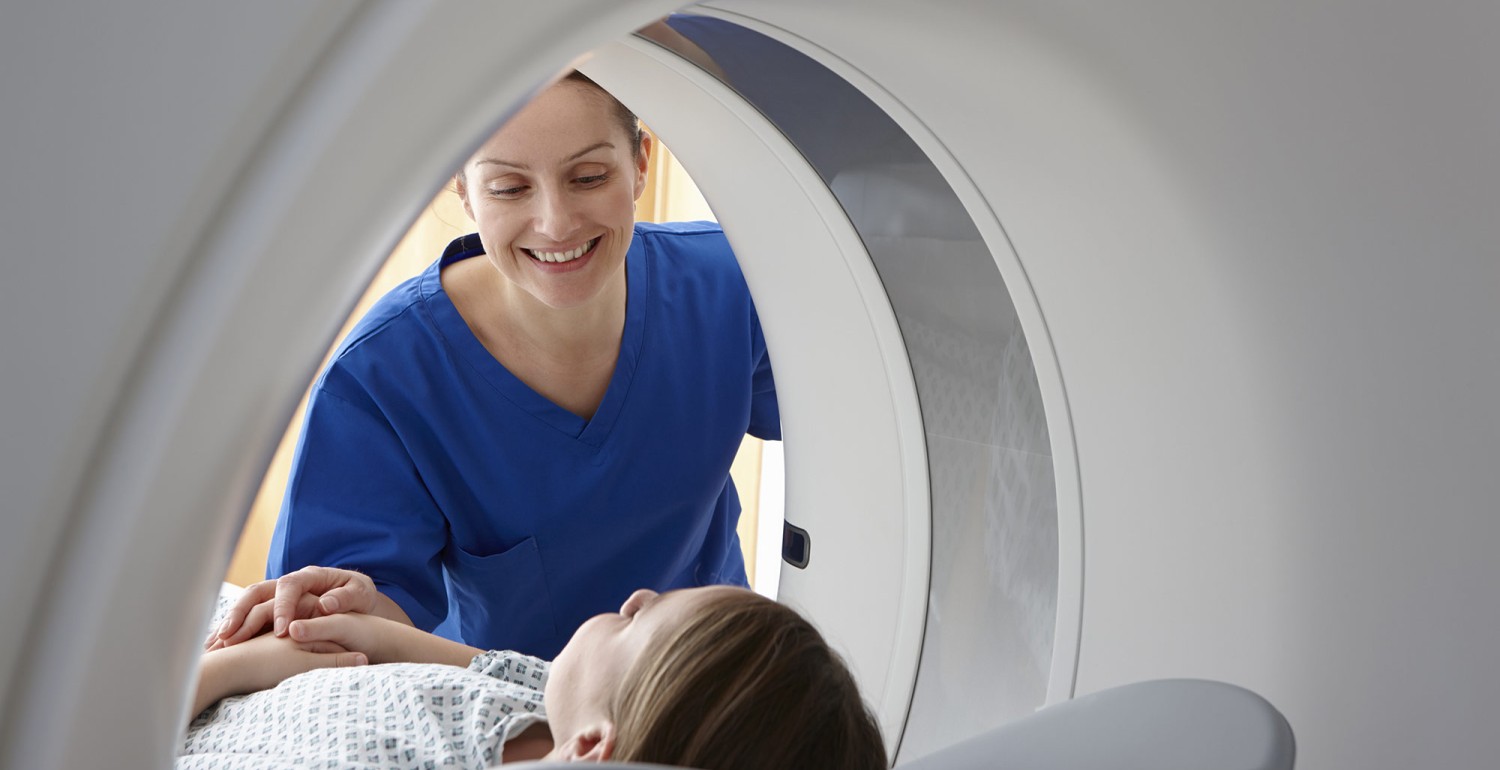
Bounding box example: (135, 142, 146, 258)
(178, 650, 549, 769)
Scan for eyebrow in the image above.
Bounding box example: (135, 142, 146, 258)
(475, 141, 616, 171)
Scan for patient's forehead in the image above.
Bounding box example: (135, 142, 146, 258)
(638, 585, 746, 634)
(660, 585, 747, 611)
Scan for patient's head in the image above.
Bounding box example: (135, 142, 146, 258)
(544, 585, 887, 769)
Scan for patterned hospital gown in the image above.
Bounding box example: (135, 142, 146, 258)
(179, 647, 550, 769)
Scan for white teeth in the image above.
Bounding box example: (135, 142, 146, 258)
(529, 238, 596, 263)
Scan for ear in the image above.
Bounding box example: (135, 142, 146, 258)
(632, 132, 654, 202)
(453, 173, 476, 221)
(558, 721, 617, 762)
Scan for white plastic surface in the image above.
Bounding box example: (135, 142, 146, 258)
(581, 38, 932, 758)
(709, 1, 1500, 767)
(0, 2, 684, 767)
(899, 679, 1295, 770)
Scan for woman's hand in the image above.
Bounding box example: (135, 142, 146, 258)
(192, 632, 367, 718)
(206, 566, 409, 650)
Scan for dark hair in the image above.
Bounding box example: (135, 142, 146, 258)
(611, 589, 889, 770)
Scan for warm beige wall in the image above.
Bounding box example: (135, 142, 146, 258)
(225, 135, 766, 588)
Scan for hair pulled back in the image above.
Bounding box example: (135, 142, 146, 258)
(611, 590, 888, 770)
(561, 70, 643, 157)
(452, 70, 643, 188)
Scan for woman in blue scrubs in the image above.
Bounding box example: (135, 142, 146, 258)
(208, 72, 778, 660)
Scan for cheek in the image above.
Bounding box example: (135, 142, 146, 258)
(593, 187, 640, 227)
(476, 206, 515, 231)
(561, 616, 607, 659)
(474, 212, 526, 250)
(546, 643, 579, 698)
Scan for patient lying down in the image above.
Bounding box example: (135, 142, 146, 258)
(182, 585, 885, 769)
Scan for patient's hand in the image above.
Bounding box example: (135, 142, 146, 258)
(290, 612, 484, 669)
(286, 611, 406, 664)
(192, 632, 366, 718)
(206, 566, 401, 650)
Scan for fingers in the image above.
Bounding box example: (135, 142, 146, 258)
(214, 587, 323, 648)
(214, 601, 274, 648)
(285, 614, 349, 646)
(272, 575, 304, 637)
(296, 640, 349, 655)
(207, 567, 372, 646)
(205, 580, 277, 649)
(272, 571, 324, 636)
(298, 642, 368, 670)
(272, 566, 365, 636)
(316, 575, 375, 615)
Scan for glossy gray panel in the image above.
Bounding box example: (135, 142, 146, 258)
(849, 229, 1049, 451)
(650, 14, 1059, 756)
(901, 436, 1059, 760)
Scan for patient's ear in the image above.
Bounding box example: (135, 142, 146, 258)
(557, 721, 616, 762)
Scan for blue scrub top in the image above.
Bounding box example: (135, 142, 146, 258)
(268, 222, 779, 659)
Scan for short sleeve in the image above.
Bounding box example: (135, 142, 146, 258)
(267, 378, 451, 631)
(468, 650, 551, 693)
(747, 305, 781, 441)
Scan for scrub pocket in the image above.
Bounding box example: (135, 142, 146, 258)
(446, 536, 559, 652)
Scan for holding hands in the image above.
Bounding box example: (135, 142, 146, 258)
(193, 566, 474, 719)
(191, 629, 368, 717)
(205, 566, 409, 651)
(282, 610, 481, 668)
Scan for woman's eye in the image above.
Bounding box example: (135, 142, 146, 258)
(488, 186, 526, 198)
(575, 174, 608, 186)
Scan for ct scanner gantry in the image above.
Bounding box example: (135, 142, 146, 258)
(3, 2, 1498, 768)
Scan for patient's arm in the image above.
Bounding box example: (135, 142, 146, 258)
(191, 633, 367, 718)
(287, 611, 483, 668)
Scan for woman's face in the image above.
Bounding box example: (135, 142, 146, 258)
(456, 79, 649, 311)
(545, 586, 738, 733)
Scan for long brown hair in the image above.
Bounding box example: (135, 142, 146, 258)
(610, 589, 888, 770)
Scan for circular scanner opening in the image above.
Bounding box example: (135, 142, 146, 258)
(589, 14, 1064, 761)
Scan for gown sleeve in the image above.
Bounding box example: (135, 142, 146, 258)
(468, 650, 551, 695)
(267, 375, 451, 632)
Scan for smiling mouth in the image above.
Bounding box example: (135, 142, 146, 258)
(524, 237, 599, 264)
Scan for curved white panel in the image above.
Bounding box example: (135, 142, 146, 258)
(580, 38, 932, 757)
(0, 2, 683, 766)
(658, 11, 1072, 760)
(705, 2, 1500, 768)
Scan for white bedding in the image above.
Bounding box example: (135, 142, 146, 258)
(181, 585, 549, 769)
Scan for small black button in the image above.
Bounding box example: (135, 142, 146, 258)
(782, 521, 810, 569)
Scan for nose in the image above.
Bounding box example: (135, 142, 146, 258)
(619, 588, 657, 618)
(532, 183, 580, 241)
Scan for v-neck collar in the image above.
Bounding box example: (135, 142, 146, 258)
(421, 233, 649, 449)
